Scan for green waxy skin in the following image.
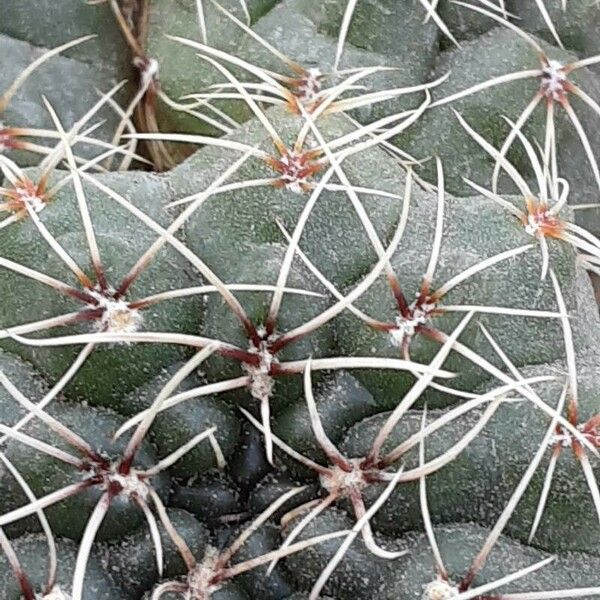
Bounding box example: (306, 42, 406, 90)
(340, 354, 600, 556)
(501, 2, 600, 231)
(0, 399, 169, 542)
(473, 355, 600, 556)
(146, 0, 436, 137)
(170, 471, 243, 525)
(434, 1, 498, 44)
(106, 508, 210, 597)
(0, 169, 203, 408)
(0, 0, 133, 79)
(0, 34, 131, 167)
(228, 421, 272, 492)
(146, 0, 253, 139)
(283, 595, 333, 600)
(248, 1, 432, 125)
(336, 191, 581, 408)
(0, 532, 127, 599)
(0, 351, 50, 539)
(210, 585, 251, 600)
(286, 510, 600, 599)
(398, 28, 600, 211)
(177, 105, 410, 288)
(293, 0, 438, 60)
(200, 243, 334, 411)
(571, 265, 600, 351)
(507, 0, 600, 56)
(121, 364, 241, 479)
(233, 522, 297, 600)
(338, 404, 506, 538)
(0, 349, 49, 426)
(282, 506, 402, 599)
(386, 523, 600, 600)
(271, 371, 379, 476)
(249, 474, 319, 523)
(141, 514, 285, 600)
(4, 1, 600, 596)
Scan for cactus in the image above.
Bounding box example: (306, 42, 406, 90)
(2, 1, 600, 599)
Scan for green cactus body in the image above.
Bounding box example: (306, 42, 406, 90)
(107, 508, 210, 597)
(0, 532, 127, 599)
(0, 349, 49, 425)
(284, 510, 600, 599)
(0, 398, 169, 541)
(434, 0, 497, 44)
(272, 371, 379, 476)
(0, 34, 131, 167)
(177, 106, 407, 286)
(0, 0, 133, 78)
(3, 2, 600, 599)
(398, 29, 600, 211)
(339, 403, 518, 539)
(0, 169, 203, 407)
(282, 506, 400, 598)
(507, 0, 600, 55)
(233, 522, 298, 599)
(146, 0, 436, 137)
(121, 364, 241, 479)
(336, 192, 578, 407)
(170, 472, 243, 523)
(339, 356, 600, 556)
(153, 583, 250, 600)
(387, 523, 600, 600)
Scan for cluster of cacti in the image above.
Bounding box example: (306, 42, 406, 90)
(2, 1, 600, 598)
